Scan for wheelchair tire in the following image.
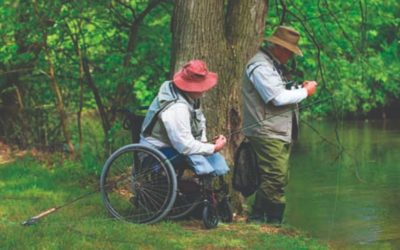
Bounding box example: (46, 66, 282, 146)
(100, 144, 177, 224)
(202, 202, 219, 229)
(218, 196, 233, 223)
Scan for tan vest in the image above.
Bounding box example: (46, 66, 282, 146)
(141, 81, 204, 146)
(241, 50, 299, 143)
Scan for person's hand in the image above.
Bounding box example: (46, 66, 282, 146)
(213, 135, 227, 152)
(303, 81, 318, 96)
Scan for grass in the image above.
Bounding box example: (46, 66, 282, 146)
(0, 155, 328, 250)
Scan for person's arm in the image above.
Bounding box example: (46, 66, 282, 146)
(247, 63, 308, 106)
(247, 62, 284, 104)
(271, 88, 307, 106)
(160, 103, 215, 155)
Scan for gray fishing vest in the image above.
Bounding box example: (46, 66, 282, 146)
(141, 81, 204, 146)
(241, 50, 299, 143)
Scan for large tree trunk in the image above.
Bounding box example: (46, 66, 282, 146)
(171, 0, 268, 159)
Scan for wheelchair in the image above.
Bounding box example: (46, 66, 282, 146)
(99, 112, 233, 229)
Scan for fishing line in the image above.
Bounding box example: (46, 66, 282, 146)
(227, 95, 334, 138)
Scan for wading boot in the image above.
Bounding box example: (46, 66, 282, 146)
(246, 190, 267, 224)
(266, 202, 285, 227)
(247, 209, 265, 224)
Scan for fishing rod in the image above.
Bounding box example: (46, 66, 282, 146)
(20, 94, 334, 226)
(21, 188, 99, 226)
(227, 95, 334, 137)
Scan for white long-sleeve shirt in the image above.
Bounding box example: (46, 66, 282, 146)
(141, 102, 215, 155)
(246, 62, 307, 106)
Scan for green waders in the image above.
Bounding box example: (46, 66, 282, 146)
(247, 136, 291, 224)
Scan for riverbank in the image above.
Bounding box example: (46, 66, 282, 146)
(1, 155, 327, 249)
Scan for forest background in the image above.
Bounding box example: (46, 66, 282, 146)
(0, 0, 398, 167)
(1, 2, 398, 248)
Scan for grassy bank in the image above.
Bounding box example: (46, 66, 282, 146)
(0, 156, 327, 249)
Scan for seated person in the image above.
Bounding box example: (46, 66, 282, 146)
(140, 60, 229, 180)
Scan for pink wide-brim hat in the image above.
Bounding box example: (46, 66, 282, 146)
(173, 60, 218, 93)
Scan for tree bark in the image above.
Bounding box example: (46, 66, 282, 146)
(171, 0, 268, 159)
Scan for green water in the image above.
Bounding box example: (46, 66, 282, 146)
(287, 119, 400, 249)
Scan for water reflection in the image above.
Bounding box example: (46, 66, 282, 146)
(286, 119, 400, 249)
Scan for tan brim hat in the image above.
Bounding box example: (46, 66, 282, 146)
(265, 26, 303, 56)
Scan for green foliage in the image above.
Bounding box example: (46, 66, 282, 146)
(268, 0, 399, 118)
(0, 0, 171, 149)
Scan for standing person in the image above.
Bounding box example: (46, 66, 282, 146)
(242, 26, 318, 224)
(140, 60, 229, 184)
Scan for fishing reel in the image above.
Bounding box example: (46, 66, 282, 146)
(285, 80, 302, 90)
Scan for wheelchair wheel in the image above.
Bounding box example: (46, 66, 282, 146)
(218, 196, 233, 223)
(202, 202, 219, 229)
(100, 144, 177, 224)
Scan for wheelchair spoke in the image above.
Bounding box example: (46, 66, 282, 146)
(132, 165, 171, 179)
(141, 185, 169, 195)
(141, 187, 168, 204)
(140, 189, 163, 211)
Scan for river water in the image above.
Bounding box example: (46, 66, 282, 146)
(286, 119, 400, 249)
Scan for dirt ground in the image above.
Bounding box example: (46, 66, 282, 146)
(0, 141, 12, 164)
(178, 214, 285, 235)
(0, 141, 28, 165)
